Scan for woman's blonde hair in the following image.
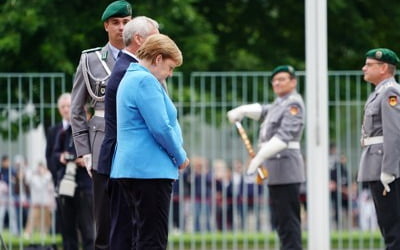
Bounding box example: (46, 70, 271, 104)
(136, 34, 182, 66)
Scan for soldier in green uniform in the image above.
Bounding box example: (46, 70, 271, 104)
(70, 1, 132, 249)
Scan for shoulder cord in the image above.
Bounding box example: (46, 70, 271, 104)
(81, 53, 110, 102)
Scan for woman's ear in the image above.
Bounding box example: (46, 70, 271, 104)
(154, 54, 163, 65)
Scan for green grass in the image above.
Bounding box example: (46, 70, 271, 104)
(168, 231, 384, 248)
(0, 230, 383, 249)
(0, 231, 61, 248)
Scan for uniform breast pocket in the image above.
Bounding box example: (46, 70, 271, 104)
(364, 107, 380, 131)
(264, 116, 281, 138)
(372, 114, 382, 129)
(268, 114, 281, 125)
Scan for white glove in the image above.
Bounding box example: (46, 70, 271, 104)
(83, 154, 93, 178)
(380, 172, 395, 193)
(227, 103, 262, 123)
(247, 136, 287, 175)
(247, 156, 264, 175)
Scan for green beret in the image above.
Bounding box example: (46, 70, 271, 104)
(365, 48, 400, 66)
(101, 0, 132, 22)
(271, 65, 296, 78)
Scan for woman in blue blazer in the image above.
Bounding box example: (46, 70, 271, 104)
(111, 34, 189, 250)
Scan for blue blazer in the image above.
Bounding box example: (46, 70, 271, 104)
(110, 63, 187, 180)
(98, 52, 139, 175)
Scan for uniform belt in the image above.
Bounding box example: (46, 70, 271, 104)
(288, 141, 300, 149)
(362, 136, 383, 146)
(94, 110, 105, 117)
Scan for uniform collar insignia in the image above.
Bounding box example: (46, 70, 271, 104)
(102, 50, 108, 60)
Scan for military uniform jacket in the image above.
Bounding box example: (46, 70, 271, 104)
(71, 43, 116, 172)
(259, 90, 306, 185)
(358, 77, 400, 182)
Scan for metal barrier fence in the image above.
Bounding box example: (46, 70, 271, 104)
(0, 73, 68, 250)
(0, 71, 388, 249)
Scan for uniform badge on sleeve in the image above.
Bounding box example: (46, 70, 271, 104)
(389, 96, 398, 106)
(289, 105, 299, 115)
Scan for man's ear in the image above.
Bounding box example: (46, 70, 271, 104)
(381, 63, 389, 74)
(291, 78, 298, 87)
(134, 34, 143, 46)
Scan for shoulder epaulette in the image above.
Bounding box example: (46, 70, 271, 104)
(288, 92, 302, 102)
(81, 47, 102, 54)
(377, 81, 398, 94)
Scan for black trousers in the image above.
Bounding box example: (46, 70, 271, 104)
(59, 190, 94, 250)
(369, 179, 400, 250)
(92, 171, 111, 250)
(118, 178, 173, 250)
(269, 183, 302, 250)
(109, 178, 134, 250)
(55, 198, 63, 234)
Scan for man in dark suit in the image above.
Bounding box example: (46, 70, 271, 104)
(52, 93, 94, 250)
(46, 123, 62, 183)
(98, 16, 159, 249)
(46, 94, 71, 185)
(45, 93, 71, 234)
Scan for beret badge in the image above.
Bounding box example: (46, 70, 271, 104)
(375, 50, 383, 59)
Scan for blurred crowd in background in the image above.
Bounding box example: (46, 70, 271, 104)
(0, 148, 378, 237)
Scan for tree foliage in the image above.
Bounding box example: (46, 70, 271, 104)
(1, 0, 400, 73)
(1, 0, 400, 140)
(327, 0, 400, 69)
(0, 0, 218, 75)
(195, 0, 304, 71)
